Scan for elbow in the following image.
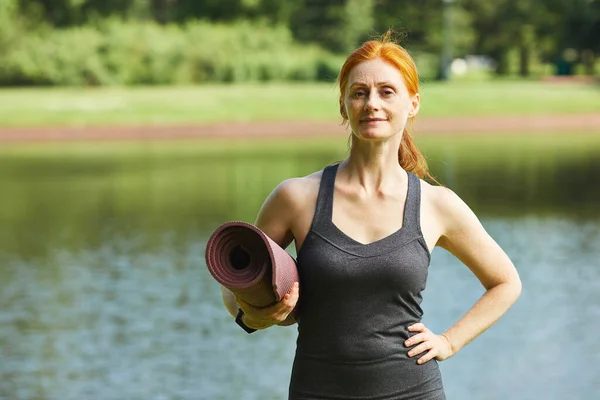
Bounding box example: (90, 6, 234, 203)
(508, 272, 523, 304)
(487, 272, 522, 305)
(502, 260, 523, 304)
(511, 279, 522, 304)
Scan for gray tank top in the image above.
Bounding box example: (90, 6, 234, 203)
(290, 163, 445, 400)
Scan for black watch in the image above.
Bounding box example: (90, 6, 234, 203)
(235, 308, 257, 334)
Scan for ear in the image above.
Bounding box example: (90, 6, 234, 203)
(340, 102, 348, 119)
(408, 93, 420, 118)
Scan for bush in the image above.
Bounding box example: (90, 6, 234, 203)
(182, 21, 342, 83)
(412, 52, 440, 82)
(1, 26, 111, 85)
(0, 19, 343, 86)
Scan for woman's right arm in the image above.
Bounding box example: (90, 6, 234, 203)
(220, 179, 302, 330)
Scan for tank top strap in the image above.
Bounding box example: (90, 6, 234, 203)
(310, 163, 339, 231)
(403, 172, 423, 234)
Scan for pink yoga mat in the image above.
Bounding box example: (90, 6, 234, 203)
(204, 221, 299, 325)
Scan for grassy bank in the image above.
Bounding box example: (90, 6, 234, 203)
(1, 81, 599, 128)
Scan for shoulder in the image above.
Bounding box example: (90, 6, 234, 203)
(421, 181, 468, 216)
(266, 170, 322, 211)
(255, 169, 324, 247)
(420, 179, 485, 248)
(256, 169, 323, 224)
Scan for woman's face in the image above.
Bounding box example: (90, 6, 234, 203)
(343, 58, 420, 141)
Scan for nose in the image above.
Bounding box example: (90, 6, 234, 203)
(364, 92, 381, 111)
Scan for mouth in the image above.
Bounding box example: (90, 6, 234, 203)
(360, 118, 388, 123)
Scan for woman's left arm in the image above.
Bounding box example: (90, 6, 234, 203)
(406, 187, 522, 364)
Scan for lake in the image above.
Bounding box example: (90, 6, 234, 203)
(1, 133, 599, 400)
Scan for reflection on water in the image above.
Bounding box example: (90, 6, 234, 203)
(1, 135, 599, 400)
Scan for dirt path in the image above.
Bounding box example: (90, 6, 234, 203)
(0, 114, 599, 143)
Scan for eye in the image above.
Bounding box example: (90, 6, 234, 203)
(381, 88, 395, 97)
(352, 90, 367, 98)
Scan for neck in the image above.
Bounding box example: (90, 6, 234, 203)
(340, 133, 406, 193)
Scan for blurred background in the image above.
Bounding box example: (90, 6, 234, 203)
(0, 1, 599, 399)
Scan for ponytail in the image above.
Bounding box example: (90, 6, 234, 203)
(399, 127, 438, 184)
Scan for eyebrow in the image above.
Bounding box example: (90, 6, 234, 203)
(349, 81, 396, 88)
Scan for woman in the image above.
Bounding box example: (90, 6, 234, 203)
(221, 32, 522, 400)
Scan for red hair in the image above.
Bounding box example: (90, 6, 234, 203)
(337, 31, 436, 182)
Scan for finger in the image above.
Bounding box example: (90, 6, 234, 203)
(277, 284, 300, 317)
(288, 281, 300, 295)
(418, 348, 438, 365)
(238, 282, 300, 321)
(407, 341, 433, 358)
(274, 283, 299, 312)
(407, 323, 426, 332)
(284, 282, 300, 306)
(284, 281, 299, 298)
(404, 333, 426, 347)
(251, 287, 298, 320)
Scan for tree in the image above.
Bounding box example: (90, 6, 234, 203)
(290, 0, 374, 53)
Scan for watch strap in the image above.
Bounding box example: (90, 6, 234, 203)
(235, 308, 257, 334)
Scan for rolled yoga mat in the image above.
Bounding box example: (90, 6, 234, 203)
(204, 221, 299, 325)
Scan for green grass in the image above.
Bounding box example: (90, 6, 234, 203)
(419, 80, 600, 117)
(0, 80, 598, 128)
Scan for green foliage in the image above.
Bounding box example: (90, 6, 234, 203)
(98, 21, 188, 85)
(290, 0, 375, 54)
(339, 0, 375, 53)
(0, 0, 18, 33)
(0, 0, 21, 50)
(1, 0, 599, 85)
(463, 0, 600, 76)
(1, 26, 108, 85)
(182, 21, 337, 82)
(412, 53, 441, 82)
(0, 20, 343, 86)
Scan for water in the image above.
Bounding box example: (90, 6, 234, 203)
(1, 135, 599, 400)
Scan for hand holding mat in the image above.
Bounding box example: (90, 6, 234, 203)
(204, 221, 299, 326)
